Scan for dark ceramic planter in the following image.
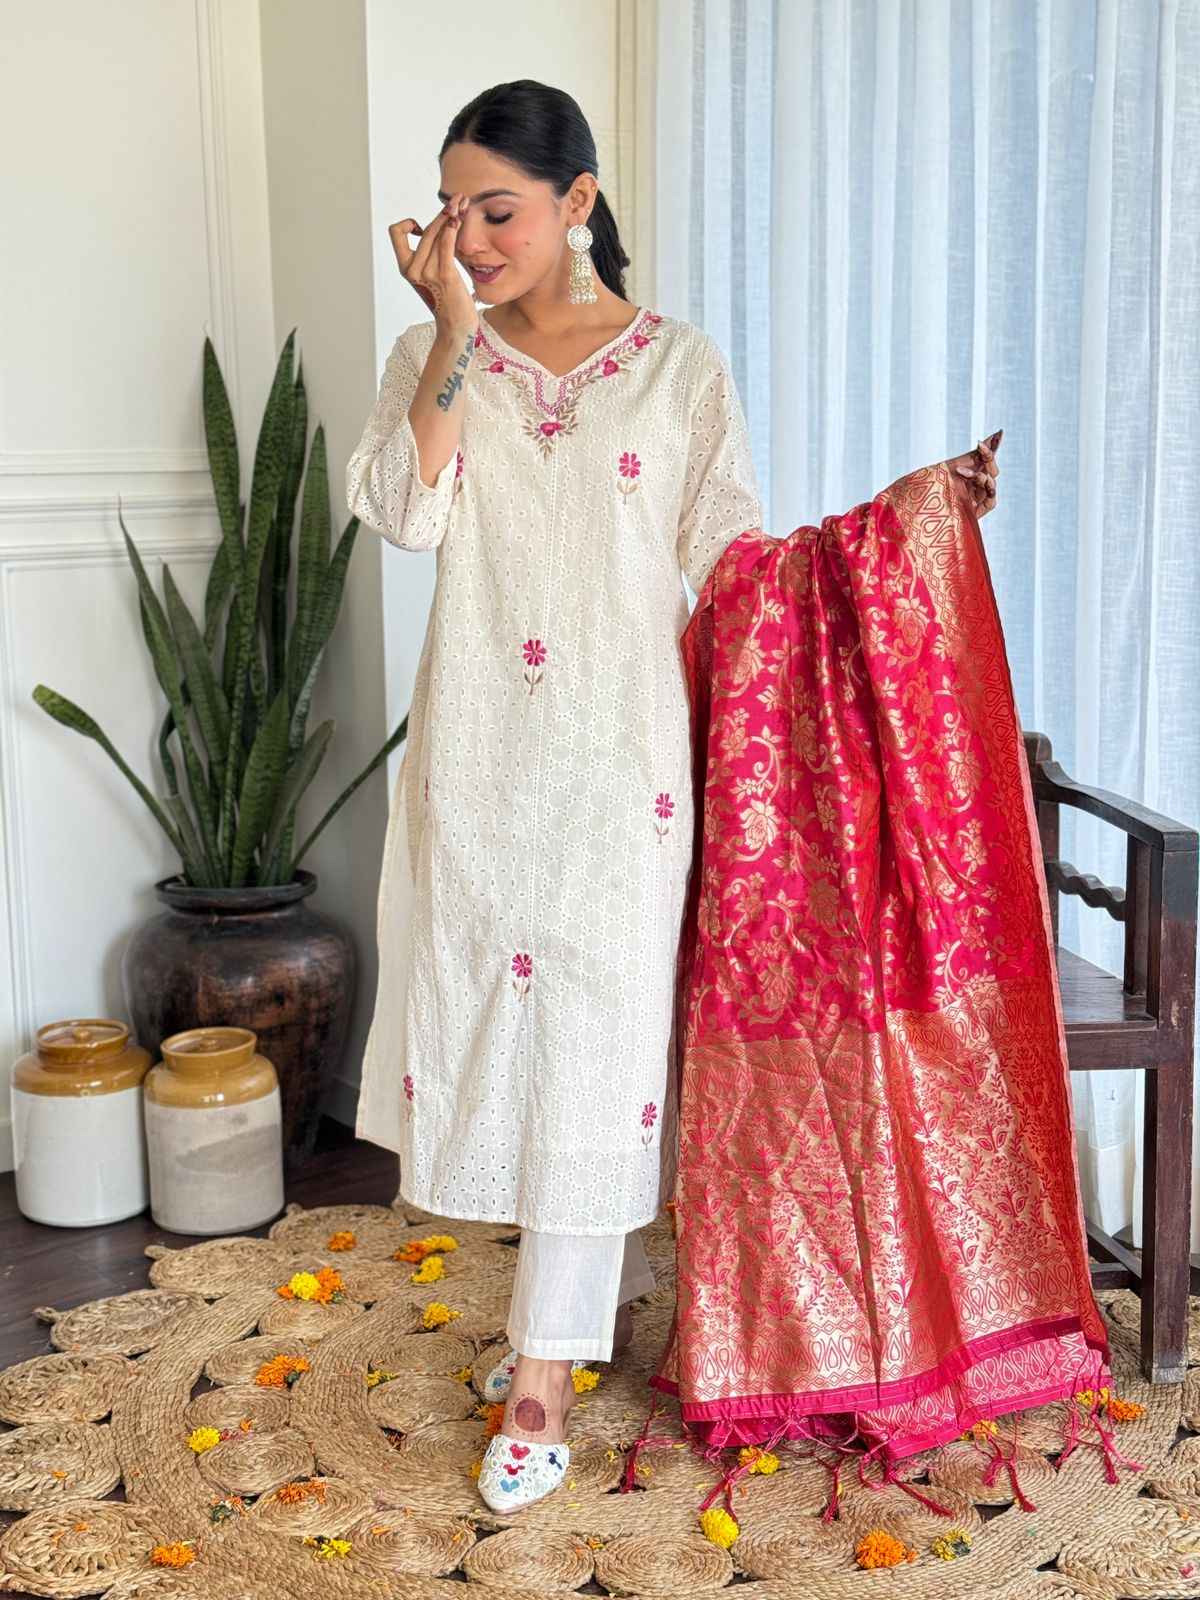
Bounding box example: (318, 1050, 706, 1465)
(121, 870, 355, 1171)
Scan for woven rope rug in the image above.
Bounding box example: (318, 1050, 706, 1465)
(1, 1198, 1198, 1599)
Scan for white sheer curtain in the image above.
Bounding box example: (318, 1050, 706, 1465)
(635, 0, 1200, 1253)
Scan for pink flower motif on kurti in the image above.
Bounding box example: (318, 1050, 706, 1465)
(522, 638, 546, 694)
(654, 792, 674, 841)
(512, 951, 533, 1000)
(403, 1073, 414, 1118)
(641, 1101, 658, 1147)
(617, 450, 641, 501)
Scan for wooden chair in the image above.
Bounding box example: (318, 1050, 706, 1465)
(1024, 730, 1198, 1384)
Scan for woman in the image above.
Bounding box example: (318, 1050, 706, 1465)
(345, 78, 769, 1513)
(346, 80, 1005, 1517)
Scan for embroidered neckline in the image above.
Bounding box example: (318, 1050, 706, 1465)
(475, 308, 662, 418)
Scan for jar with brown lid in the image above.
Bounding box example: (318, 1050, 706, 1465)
(143, 1026, 284, 1234)
(12, 1019, 152, 1226)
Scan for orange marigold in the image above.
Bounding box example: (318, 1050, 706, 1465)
(855, 1529, 913, 1569)
(1108, 1396, 1145, 1421)
(326, 1230, 356, 1250)
(254, 1354, 310, 1388)
(277, 1478, 327, 1505)
(151, 1542, 197, 1567)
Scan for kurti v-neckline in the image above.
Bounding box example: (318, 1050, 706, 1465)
(478, 305, 650, 383)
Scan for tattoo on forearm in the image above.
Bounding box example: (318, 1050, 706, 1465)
(435, 332, 476, 412)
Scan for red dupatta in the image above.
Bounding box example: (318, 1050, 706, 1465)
(625, 459, 1127, 1514)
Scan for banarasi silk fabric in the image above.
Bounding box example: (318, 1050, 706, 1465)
(625, 459, 1129, 1515)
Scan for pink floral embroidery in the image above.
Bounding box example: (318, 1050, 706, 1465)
(654, 792, 674, 841)
(475, 309, 663, 457)
(641, 1102, 658, 1147)
(403, 1073, 414, 1118)
(511, 952, 533, 999)
(521, 638, 546, 694)
(617, 450, 641, 501)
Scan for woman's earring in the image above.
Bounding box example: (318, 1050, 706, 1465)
(567, 223, 597, 304)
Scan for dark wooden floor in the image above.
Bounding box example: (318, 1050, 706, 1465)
(1, 1117, 396, 1371)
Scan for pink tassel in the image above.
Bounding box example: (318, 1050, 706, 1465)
(820, 1459, 842, 1523)
(619, 1392, 661, 1492)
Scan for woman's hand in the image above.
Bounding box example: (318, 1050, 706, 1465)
(387, 193, 479, 338)
(948, 429, 1002, 517)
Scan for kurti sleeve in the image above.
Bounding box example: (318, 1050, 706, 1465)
(345, 328, 459, 551)
(676, 331, 765, 595)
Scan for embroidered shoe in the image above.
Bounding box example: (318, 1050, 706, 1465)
(477, 1433, 570, 1512)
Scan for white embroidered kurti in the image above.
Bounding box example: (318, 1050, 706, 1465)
(346, 307, 763, 1235)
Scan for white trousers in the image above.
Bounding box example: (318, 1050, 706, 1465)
(506, 1228, 657, 1361)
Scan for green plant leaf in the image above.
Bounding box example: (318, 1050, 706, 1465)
(221, 333, 296, 873)
(202, 339, 245, 588)
(120, 510, 221, 877)
(291, 423, 331, 696)
(258, 717, 334, 881)
(291, 713, 409, 869)
(229, 685, 290, 886)
(32, 685, 188, 862)
(163, 566, 230, 792)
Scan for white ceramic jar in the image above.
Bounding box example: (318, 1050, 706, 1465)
(12, 1019, 151, 1226)
(142, 1025, 284, 1234)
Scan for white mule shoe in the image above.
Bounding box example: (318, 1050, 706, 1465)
(477, 1433, 570, 1512)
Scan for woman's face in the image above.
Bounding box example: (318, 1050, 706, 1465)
(437, 142, 593, 302)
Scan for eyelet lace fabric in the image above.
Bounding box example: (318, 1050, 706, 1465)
(345, 311, 764, 1233)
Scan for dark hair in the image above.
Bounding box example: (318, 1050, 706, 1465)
(440, 80, 631, 300)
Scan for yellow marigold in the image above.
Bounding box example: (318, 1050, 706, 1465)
(855, 1529, 913, 1568)
(451, 1366, 473, 1383)
(186, 1427, 221, 1454)
(571, 1368, 600, 1393)
(280, 1271, 321, 1302)
(959, 1418, 998, 1442)
(421, 1234, 458, 1252)
(469, 1455, 483, 1479)
(303, 1535, 351, 1559)
(365, 1369, 397, 1388)
(1074, 1386, 1112, 1409)
(151, 1542, 196, 1568)
(410, 1255, 445, 1284)
(421, 1301, 462, 1330)
(699, 1507, 739, 1548)
(277, 1478, 327, 1505)
(737, 1446, 779, 1474)
(254, 1354, 310, 1388)
(326, 1230, 356, 1250)
(930, 1528, 973, 1561)
(1108, 1396, 1145, 1421)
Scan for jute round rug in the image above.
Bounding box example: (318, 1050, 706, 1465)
(0, 1196, 1197, 1599)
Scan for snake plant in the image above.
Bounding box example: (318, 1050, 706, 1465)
(32, 330, 407, 887)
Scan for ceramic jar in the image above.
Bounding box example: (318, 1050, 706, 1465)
(11, 1019, 152, 1226)
(143, 1025, 284, 1235)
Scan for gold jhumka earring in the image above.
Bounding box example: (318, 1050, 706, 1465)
(566, 223, 597, 304)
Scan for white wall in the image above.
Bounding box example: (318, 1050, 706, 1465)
(0, 0, 623, 1167)
(0, 0, 275, 1171)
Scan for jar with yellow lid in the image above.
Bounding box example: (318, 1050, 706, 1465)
(12, 1019, 152, 1226)
(143, 1026, 284, 1234)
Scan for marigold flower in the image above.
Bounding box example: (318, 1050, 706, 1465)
(411, 1255, 445, 1284)
(280, 1271, 321, 1301)
(186, 1427, 221, 1454)
(699, 1507, 739, 1547)
(365, 1370, 397, 1388)
(480, 1401, 505, 1437)
(422, 1301, 462, 1329)
(277, 1478, 327, 1505)
(393, 1240, 430, 1263)
(326, 1230, 356, 1251)
(930, 1528, 973, 1560)
(737, 1446, 779, 1474)
(1108, 1396, 1145, 1421)
(421, 1234, 458, 1252)
(855, 1529, 913, 1568)
(469, 1455, 483, 1479)
(303, 1534, 350, 1559)
(254, 1353, 310, 1388)
(451, 1365, 473, 1382)
(151, 1542, 196, 1567)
